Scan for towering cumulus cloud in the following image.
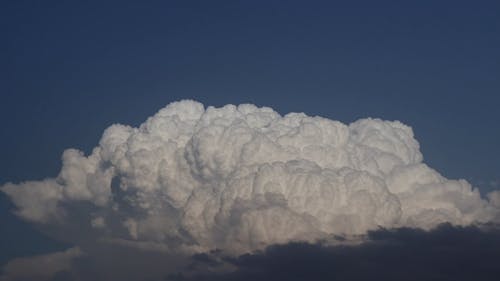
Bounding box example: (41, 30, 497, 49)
(2, 100, 499, 254)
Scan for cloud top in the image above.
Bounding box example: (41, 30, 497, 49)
(2, 100, 498, 254)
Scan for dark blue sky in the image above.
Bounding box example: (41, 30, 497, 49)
(1, 0, 499, 268)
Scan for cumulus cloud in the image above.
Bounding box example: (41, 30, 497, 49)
(1, 100, 499, 256)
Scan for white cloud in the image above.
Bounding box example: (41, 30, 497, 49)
(1, 100, 499, 255)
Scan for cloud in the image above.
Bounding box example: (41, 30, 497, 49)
(171, 224, 500, 281)
(0, 247, 82, 281)
(1, 100, 499, 258)
(3, 225, 500, 281)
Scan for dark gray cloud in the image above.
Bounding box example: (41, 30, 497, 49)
(171, 224, 500, 281)
(2, 224, 500, 281)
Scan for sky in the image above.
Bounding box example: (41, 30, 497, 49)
(1, 1, 499, 280)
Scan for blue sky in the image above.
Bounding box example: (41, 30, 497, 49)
(1, 0, 499, 274)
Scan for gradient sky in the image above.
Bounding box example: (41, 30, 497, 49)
(1, 0, 499, 276)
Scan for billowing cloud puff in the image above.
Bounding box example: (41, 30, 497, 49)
(1, 100, 499, 254)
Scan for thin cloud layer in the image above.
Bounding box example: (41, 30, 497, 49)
(1, 100, 499, 255)
(0, 247, 82, 281)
